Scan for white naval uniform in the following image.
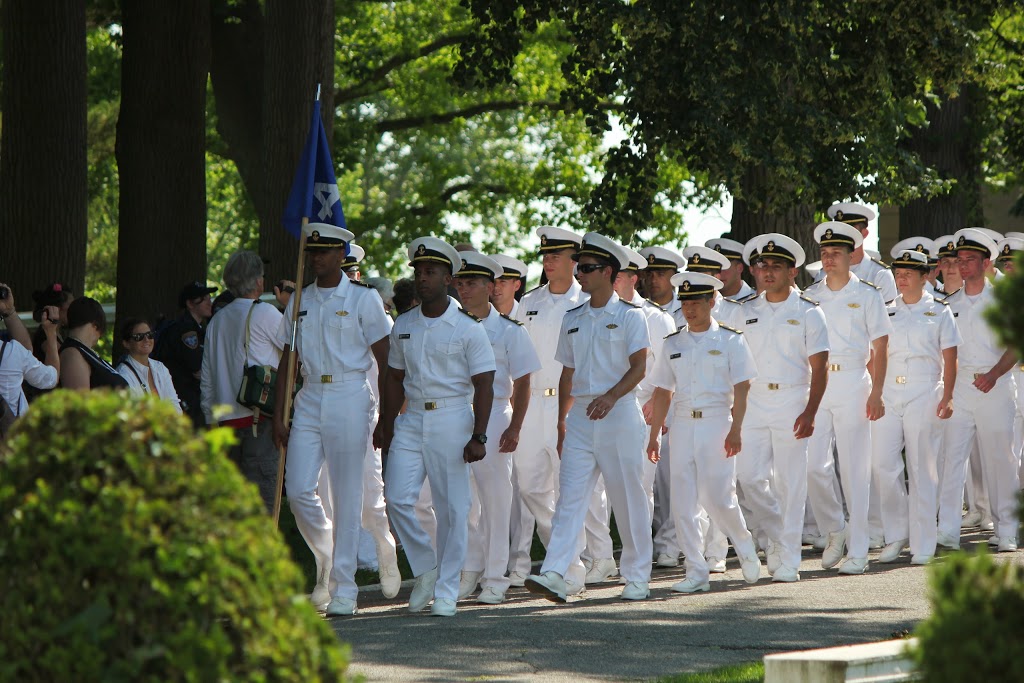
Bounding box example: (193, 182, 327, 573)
(510, 282, 588, 580)
(279, 276, 393, 601)
(803, 274, 893, 559)
(541, 293, 653, 583)
(938, 281, 1020, 542)
(870, 292, 960, 558)
(651, 295, 683, 557)
(734, 290, 830, 570)
(1015, 362, 1024, 486)
(385, 299, 496, 602)
(815, 258, 898, 304)
(649, 319, 759, 584)
(465, 306, 541, 593)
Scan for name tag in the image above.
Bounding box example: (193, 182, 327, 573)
(526, 310, 539, 316)
(745, 318, 758, 324)
(398, 333, 411, 339)
(670, 353, 681, 359)
(298, 310, 308, 317)
(568, 328, 579, 334)
(888, 311, 896, 317)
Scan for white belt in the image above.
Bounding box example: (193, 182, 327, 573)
(413, 396, 470, 411)
(753, 382, 807, 391)
(306, 370, 366, 384)
(532, 387, 558, 397)
(888, 374, 939, 385)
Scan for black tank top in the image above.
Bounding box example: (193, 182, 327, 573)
(60, 338, 129, 390)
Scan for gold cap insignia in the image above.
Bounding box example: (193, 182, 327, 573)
(682, 280, 691, 291)
(691, 253, 701, 264)
(958, 236, 966, 245)
(647, 253, 656, 264)
(915, 244, 925, 252)
(824, 228, 834, 239)
(903, 251, 912, 260)
(946, 241, 955, 251)
(540, 235, 548, 245)
(1003, 244, 1012, 255)
(714, 244, 722, 252)
(461, 259, 468, 270)
(835, 210, 844, 220)
(416, 244, 426, 255)
(311, 230, 320, 241)
(766, 240, 776, 252)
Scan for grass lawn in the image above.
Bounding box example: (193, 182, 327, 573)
(654, 662, 764, 683)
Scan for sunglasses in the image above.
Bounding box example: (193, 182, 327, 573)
(576, 263, 608, 274)
(128, 331, 155, 342)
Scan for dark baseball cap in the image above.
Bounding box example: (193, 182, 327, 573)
(178, 281, 218, 308)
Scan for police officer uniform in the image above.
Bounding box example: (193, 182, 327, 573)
(827, 202, 898, 303)
(706, 237, 756, 301)
(647, 271, 762, 592)
(937, 229, 1020, 551)
(278, 224, 394, 615)
(154, 280, 218, 426)
(384, 237, 497, 614)
(803, 221, 893, 574)
(526, 233, 653, 602)
(455, 252, 542, 604)
(870, 250, 961, 564)
(511, 227, 589, 589)
(733, 234, 830, 582)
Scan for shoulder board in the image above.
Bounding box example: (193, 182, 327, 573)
(396, 304, 420, 318)
(719, 323, 742, 334)
(723, 297, 742, 305)
(736, 292, 758, 303)
(621, 299, 641, 308)
(665, 328, 684, 338)
(804, 279, 824, 290)
(871, 257, 890, 268)
(942, 287, 962, 300)
(799, 295, 819, 306)
(859, 279, 880, 290)
(500, 313, 524, 326)
(936, 298, 949, 306)
(523, 284, 544, 296)
(460, 308, 482, 322)
(567, 303, 586, 313)
(350, 279, 375, 289)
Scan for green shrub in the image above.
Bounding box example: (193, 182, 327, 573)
(988, 251, 1024, 357)
(0, 390, 348, 682)
(911, 547, 1024, 682)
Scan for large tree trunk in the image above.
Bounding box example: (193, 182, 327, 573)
(0, 0, 87, 302)
(116, 0, 211, 328)
(899, 88, 984, 239)
(259, 0, 335, 285)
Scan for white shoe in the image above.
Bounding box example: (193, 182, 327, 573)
(310, 566, 330, 611)
(911, 554, 933, 565)
(565, 578, 586, 597)
(838, 556, 868, 575)
(477, 586, 506, 604)
(326, 596, 357, 616)
(868, 535, 885, 550)
(988, 535, 1001, 547)
(585, 558, 618, 584)
(621, 581, 650, 600)
(937, 532, 959, 550)
(507, 570, 529, 587)
(813, 535, 828, 550)
(458, 570, 482, 600)
(672, 577, 710, 593)
(772, 566, 800, 583)
(740, 554, 761, 584)
(525, 571, 568, 603)
(766, 543, 782, 575)
(707, 557, 727, 573)
(656, 553, 680, 568)
(430, 597, 457, 617)
(822, 527, 848, 569)
(376, 541, 402, 599)
(961, 510, 984, 528)
(979, 518, 995, 532)
(878, 539, 908, 563)
(408, 566, 438, 613)
(997, 537, 1018, 553)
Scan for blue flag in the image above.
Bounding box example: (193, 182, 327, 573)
(282, 98, 346, 239)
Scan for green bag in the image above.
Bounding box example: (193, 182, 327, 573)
(236, 302, 300, 417)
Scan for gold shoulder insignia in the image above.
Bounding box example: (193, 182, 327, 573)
(719, 323, 742, 334)
(871, 257, 891, 268)
(942, 287, 962, 300)
(621, 299, 641, 308)
(737, 292, 758, 303)
(460, 308, 482, 321)
(665, 328, 684, 338)
(799, 295, 819, 306)
(567, 303, 586, 313)
(351, 280, 375, 288)
(500, 313, 524, 326)
(860, 280, 881, 290)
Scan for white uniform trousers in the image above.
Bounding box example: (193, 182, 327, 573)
(738, 384, 809, 569)
(513, 392, 560, 552)
(806, 367, 873, 558)
(1015, 368, 1024, 485)
(540, 398, 652, 583)
(507, 479, 535, 575)
(965, 444, 990, 520)
(670, 409, 757, 584)
(652, 415, 680, 558)
(939, 374, 1019, 541)
(285, 378, 374, 601)
(385, 403, 474, 601)
(466, 402, 514, 592)
(870, 381, 943, 556)
(582, 478, 614, 563)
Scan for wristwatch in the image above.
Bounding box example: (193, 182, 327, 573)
(471, 433, 487, 444)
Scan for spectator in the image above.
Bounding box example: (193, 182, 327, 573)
(0, 282, 33, 351)
(363, 276, 394, 314)
(30, 282, 74, 362)
(391, 277, 419, 316)
(201, 251, 286, 513)
(59, 297, 128, 391)
(153, 280, 217, 427)
(0, 290, 59, 422)
(116, 317, 182, 412)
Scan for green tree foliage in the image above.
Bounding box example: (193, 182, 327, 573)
(0, 391, 348, 681)
(457, 0, 1017, 239)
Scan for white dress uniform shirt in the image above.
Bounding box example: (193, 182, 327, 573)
(946, 280, 1011, 372)
(653, 296, 682, 320)
(202, 298, 285, 422)
(507, 298, 520, 320)
(738, 291, 830, 385)
(278, 276, 393, 382)
(852, 257, 897, 303)
(886, 293, 961, 382)
(118, 355, 182, 412)
(803, 273, 892, 366)
(555, 293, 650, 399)
(630, 292, 676, 404)
(516, 281, 588, 392)
(482, 306, 542, 400)
(0, 338, 57, 416)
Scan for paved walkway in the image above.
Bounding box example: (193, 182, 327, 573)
(331, 531, 1020, 682)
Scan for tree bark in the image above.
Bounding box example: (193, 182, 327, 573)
(259, 0, 335, 285)
(116, 0, 211, 327)
(899, 88, 984, 239)
(0, 0, 87, 302)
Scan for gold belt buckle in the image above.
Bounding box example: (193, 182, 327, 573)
(424, 401, 437, 410)
(896, 376, 907, 384)
(320, 374, 332, 383)
(691, 410, 703, 419)
(543, 388, 557, 397)
(767, 383, 780, 390)
(829, 364, 841, 372)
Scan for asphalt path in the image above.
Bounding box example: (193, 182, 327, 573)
(330, 530, 1021, 682)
